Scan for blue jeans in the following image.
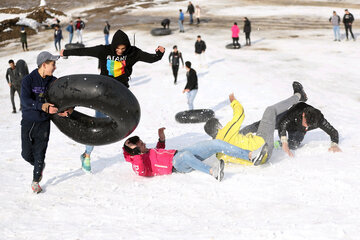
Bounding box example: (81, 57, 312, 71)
(189, 14, 193, 24)
(55, 39, 61, 51)
(333, 26, 340, 40)
(84, 111, 108, 155)
(187, 89, 197, 110)
(179, 20, 184, 32)
(69, 33, 73, 43)
(105, 34, 109, 45)
(173, 139, 250, 175)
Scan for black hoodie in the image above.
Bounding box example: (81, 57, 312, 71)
(63, 30, 164, 88)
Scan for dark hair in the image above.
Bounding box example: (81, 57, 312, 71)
(185, 61, 191, 68)
(345, 9, 348, 11)
(234, 22, 237, 25)
(8, 59, 14, 64)
(123, 136, 141, 155)
(197, 35, 201, 38)
(304, 107, 322, 126)
(173, 45, 177, 49)
(179, 9, 182, 12)
(204, 118, 222, 139)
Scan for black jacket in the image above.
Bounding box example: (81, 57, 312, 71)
(104, 23, 110, 34)
(169, 51, 184, 66)
(243, 19, 251, 33)
(63, 29, 164, 88)
(343, 13, 354, 25)
(185, 68, 198, 90)
(195, 40, 206, 54)
(187, 4, 195, 14)
(278, 102, 339, 148)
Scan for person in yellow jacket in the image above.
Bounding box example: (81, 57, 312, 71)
(204, 81, 307, 165)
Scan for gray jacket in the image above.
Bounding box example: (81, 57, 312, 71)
(329, 15, 341, 26)
(6, 68, 21, 86)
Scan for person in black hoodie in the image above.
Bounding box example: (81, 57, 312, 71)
(183, 61, 198, 110)
(243, 17, 251, 46)
(343, 9, 355, 41)
(240, 102, 341, 157)
(195, 35, 206, 67)
(60, 29, 165, 172)
(169, 45, 184, 84)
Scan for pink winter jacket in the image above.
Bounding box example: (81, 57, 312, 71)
(231, 25, 240, 38)
(123, 140, 177, 177)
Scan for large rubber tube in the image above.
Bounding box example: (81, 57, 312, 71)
(15, 59, 29, 78)
(150, 28, 172, 36)
(175, 109, 215, 124)
(225, 43, 241, 49)
(46, 74, 141, 146)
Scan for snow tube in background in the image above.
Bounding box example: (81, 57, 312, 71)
(226, 43, 241, 49)
(65, 43, 85, 49)
(175, 109, 215, 124)
(46, 74, 141, 146)
(15, 59, 29, 79)
(150, 28, 172, 36)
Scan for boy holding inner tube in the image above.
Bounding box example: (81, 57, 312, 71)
(60, 29, 165, 173)
(21, 51, 73, 194)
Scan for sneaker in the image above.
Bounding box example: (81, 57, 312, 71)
(12, 109, 16, 113)
(251, 143, 269, 166)
(31, 181, 42, 194)
(211, 160, 225, 182)
(292, 81, 307, 102)
(81, 153, 91, 173)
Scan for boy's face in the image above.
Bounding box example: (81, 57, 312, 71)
(116, 44, 127, 55)
(43, 61, 56, 76)
(9, 63, 15, 69)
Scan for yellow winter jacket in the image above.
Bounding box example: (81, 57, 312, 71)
(216, 100, 265, 165)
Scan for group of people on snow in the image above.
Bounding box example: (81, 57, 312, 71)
(329, 9, 356, 41)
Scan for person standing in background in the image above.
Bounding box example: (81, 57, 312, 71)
(195, 5, 201, 24)
(66, 20, 74, 43)
(343, 9, 355, 41)
(329, 11, 341, 41)
(75, 17, 85, 43)
(54, 25, 63, 51)
(179, 9, 185, 33)
(186, 1, 195, 24)
(104, 21, 111, 45)
(243, 17, 251, 46)
(194, 35, 207, 67)
(231, 22, 240, 48)
(6, 60, 21, 113)
(20, 27, 28, 51)
(169, 45, 184, 84)
(183, 61, 198, 110)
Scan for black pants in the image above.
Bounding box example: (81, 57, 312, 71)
(21, 119, 50, 182)
(245, 32, 251, 45)
(172, 65, 179, 83)
(232, 37, 239, 47)
(10, 84, 21, 111)
(21, 41, 28, 50)
(344, 24, 355, 39)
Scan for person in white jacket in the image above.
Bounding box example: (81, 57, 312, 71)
(195, 5, 201, 24)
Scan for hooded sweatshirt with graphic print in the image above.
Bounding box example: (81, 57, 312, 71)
(63, 30, 164, 88)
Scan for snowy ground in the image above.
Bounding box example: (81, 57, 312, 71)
(1, 1, 360, 239)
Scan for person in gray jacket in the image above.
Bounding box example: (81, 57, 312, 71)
(329, 11, 341, 41)
(6, 60, 21, 113)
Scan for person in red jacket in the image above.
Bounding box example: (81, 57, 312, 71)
(123, 128, 268, 181)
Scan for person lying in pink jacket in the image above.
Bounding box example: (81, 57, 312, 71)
(123, 127, 268, 181)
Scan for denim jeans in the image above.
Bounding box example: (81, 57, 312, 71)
(179, 20, 184, 32)
(105, 34, 109, 45)
(84, 110, 108, 155)
(333, 25, 340, 40)
(173, 139, 250, 175)
(69, 33, 73, 43)
(189, 14, 193, 24)
(187, 89, 198, 110)
(55, 39, 61, 51)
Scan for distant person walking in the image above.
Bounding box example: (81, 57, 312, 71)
(104, 21, 110, 45)
(75, 17, 85, 43)
(54, 25, 63, 51)
(329, 11, 341, 41)
(66, 20, 74, 43)
(20, 27, 28, 51)
(195, 5, 201, 24)
(169, 45, 184, 84)
(183, 61, 198, 110)
(187, 1, 195, 24)
(243, 17, 251, 46)
(179, 9, 185, 32)
(343, 9, 355, 41)
(6, 60, 21, 113)
(231, 22, 240, 48)
(195, 35, 207, 67)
